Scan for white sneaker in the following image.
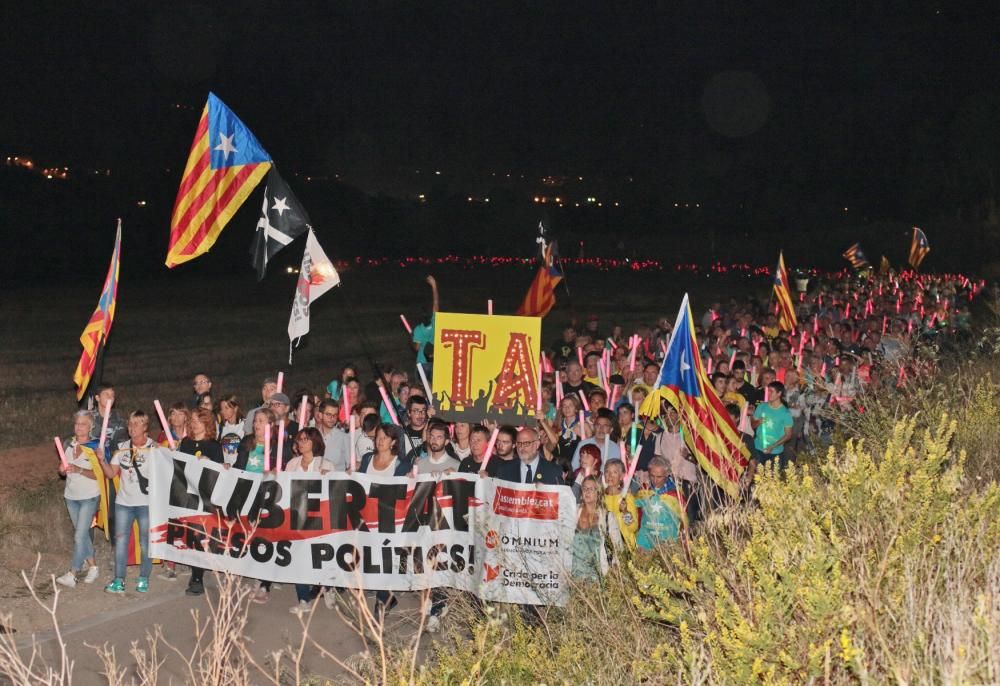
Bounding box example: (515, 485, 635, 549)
(289, 600, 310, 616)
(83, 565, 99, 584)
(56, 572, 77, 588)
(425, 614, 441, 633)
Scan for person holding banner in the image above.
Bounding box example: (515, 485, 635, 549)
(358, 423, 413, 476)
(357, 423, 413, 619)
(56, 411, 103, 588)
(233, 408, 276, 474)
(496, 427, 564, 485)
(96, 411, 155, 594)
(178, 407, 223, 597)
(413, 421, 460, 474)
(284, 428, 330, 616)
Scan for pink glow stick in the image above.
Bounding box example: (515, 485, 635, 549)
(660, 340, 668, 355)
(607, 337, 618, 349)
(478, 428, 500, 473)
(729, 350, 737, 369)
(577, 346, 584, 366)
(753, 339, 761, 356)
(738, 402, 750, 433)
(297, 395, 308, 429)
(378, 385, 400, 425)
(277, 422, 285, 471)
(813, 317, 819, 333)
(620, 445, 642, 497)
(578, 390, 590, 412)
(536, 361, 544, 414)
(555, 376, 563, 406)
(54, 436, 69, 470)
(706, 357, 714, 375)
(276, 371, 284, 393)
(618, 440, 628, 470)
(628, 336, 639, 371)
(97, 398, 112, 457)
(349, 415, 357, 471)
(897, 366, 906, 386)
(153, 399, 176, 450)
(579, 410, 588, 439)
(882, 316, 888, 335)
(609, 383, 620, 407)
(820, 362, 827, 378)
(844, 303, 851, 318)
(342, 386, 352, 424)
(399, 314, 413, 334)
(764, 386, 770, 402)
(487, 299, 493, 315)
(264, 423, 272, 471)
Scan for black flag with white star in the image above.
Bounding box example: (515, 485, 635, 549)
(251, 167, 311, 281)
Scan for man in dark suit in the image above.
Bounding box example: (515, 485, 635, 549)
(496, 428, 565, 485)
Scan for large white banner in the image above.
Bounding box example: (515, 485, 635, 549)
(148, 451, 576, 605)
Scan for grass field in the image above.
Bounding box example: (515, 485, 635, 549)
(0, 264, 758, 450)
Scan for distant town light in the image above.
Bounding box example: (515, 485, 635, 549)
(434, 170, 441, 175)
(136, 200, 147, 207)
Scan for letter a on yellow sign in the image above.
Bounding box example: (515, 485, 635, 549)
(431, 312, 542, 424)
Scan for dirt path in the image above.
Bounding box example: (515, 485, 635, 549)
(0, 445, 427, 684)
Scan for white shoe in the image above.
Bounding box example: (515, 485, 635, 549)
(425, 614, 440, 633)
(289, 600, 310, 616)
(323, 590, 338, 610)
(56, 572, 77, 588)
(83, 565, 99, 584)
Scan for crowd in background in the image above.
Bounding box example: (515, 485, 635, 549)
(54, 269, 979, 627)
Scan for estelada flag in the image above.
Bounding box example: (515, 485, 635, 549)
(842, 242, 870, 271)
(516, 241, 563, 317)
(772, 251, 797, 332)
(73, 220, 121, 401)
(166, 93, 272, 267)
(640, 294, 749, 498)
(908, 227, 930, 270)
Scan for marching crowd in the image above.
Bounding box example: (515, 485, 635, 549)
(54, 268, 978, 626)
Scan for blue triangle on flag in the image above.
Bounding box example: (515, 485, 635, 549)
(207, 92, 272, 169)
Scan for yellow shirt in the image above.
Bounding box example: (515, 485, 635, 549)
(604, 492, 639, 550)
(723, 391, 746, 410)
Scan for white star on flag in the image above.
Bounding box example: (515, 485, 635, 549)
(680, 355, 691, 374)
(214, 132, 238, 159)
(272, 197, 290, 216)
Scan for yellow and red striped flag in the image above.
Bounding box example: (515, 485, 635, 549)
(640, 294, 749, 498)
(73, 221, 121, 401)
(516, 242, 563, 317)
(166, 92, 271, 267)
(772, 251, 797, 332)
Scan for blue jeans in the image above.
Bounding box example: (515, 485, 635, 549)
(66, 496, 99, 571)
(113, 504, 152, 579)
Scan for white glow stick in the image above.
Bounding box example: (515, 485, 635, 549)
(264, 423, 272, 471)
(297, 394, 308, 429)
(97, 398, 112, 457)
(378, 385, 400, 425)
(417, 362, 434, 408)
(276, 371, 284, 393)
(277, 422, 285, 471)
(536, 361, 544, 415)
(400, 314, 413, 334)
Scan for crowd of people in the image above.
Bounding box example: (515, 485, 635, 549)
(54, 268, 979, 628)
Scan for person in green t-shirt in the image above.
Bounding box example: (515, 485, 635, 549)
(749, 381, 794, 477)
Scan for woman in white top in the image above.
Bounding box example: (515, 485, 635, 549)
(285, 428, 330, 474)
(217, 394, 246, 440)
(96, 410, 156, 594)
(56, 410, 103, 587)
(286, 427, 331, 615)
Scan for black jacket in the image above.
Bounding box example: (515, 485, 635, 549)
(495, 455, 565, 485)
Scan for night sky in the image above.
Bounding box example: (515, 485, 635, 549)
(3, 3, 999, 275)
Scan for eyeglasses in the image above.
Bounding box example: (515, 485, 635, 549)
(321, 411, 339, 418)
(515, 440, 538, 448)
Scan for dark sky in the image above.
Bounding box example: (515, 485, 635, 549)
(2, 2, 997, 198)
